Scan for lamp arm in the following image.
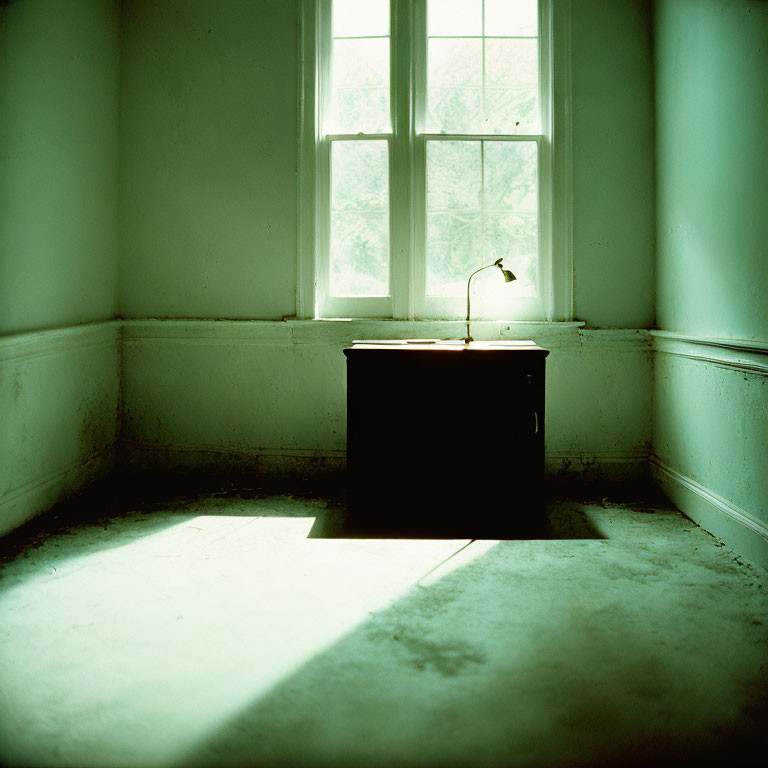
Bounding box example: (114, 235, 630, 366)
(465, 263, 495, 344)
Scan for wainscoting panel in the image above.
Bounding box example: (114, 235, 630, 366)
(122, 320, 652, 484)
(0, 322, 120, 535)
(652, 332, 768, 568)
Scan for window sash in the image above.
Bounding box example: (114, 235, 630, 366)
(317, 134, 393, 318)
(302, 0, 569, 321)
(414, 133, 546, 321)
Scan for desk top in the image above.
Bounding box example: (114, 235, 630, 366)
(344, 339, 548, 355)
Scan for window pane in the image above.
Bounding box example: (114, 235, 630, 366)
(484, 88, 538, 135)
(428, 0, 482, 36)
(330, 141, 389, 296)
(330, 38, 390, 133)
(484, 141, 537, 211)
(427, 141, 481, 211)
(485, 38, 538, 87)
(426, 139, 538, 298)
(425, 2, 540, 134)
(484, 213, 538, 296)
(428, 38, 482, 87)
(427, 38, 481, 132)
(484, 0, 538, 36)
(485, 38, 539, 133)
(426, 141, 482, 296)
(426, 213, 482, 297)
(333, 0, 389, 37)
(428, 88, 483, 134)
(484, 142, 538, 298)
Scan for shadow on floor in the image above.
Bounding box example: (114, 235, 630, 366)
(172, 533, 767, 768)
(308, 499, 606, 541)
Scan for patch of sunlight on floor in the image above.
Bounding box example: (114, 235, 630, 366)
(0, 512, 493, 767)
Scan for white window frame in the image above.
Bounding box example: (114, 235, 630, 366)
(298, 0, 572, 321)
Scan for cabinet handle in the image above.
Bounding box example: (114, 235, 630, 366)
(533, 410, 539, 434)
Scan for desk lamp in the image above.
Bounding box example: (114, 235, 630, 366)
(464, 258, 516, 344)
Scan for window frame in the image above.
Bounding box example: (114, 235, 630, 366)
(298, 0, 572, 321)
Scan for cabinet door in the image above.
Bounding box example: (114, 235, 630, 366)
(451, 355, 543, 507)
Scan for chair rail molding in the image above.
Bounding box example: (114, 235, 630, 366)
(651, 331, 768, 376)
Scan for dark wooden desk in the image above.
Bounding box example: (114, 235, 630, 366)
(344, 341, 549, 537)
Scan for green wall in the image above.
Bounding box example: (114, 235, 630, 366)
(0, 0, 121, 534)
(655, 0, 768, 340)
(118, 0, 299, 320)
(571, 0, 655, 328)
(0, 0, 119, 335)
(653, 0, 768, 564)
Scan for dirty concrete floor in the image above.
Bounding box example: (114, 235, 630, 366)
(0, 483, 766, 768)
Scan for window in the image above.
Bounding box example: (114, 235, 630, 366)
(298, 0, 571, 320)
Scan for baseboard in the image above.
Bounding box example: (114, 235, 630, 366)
(120, 441, 347, 478)
(545, 452, 649, 494)
(650, 456, 768, 569)
(0, 447, 116, 537)
(120, 443, 647, 489)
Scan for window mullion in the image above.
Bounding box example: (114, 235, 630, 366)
(298, 0, 320, 318)
(390, 0, 414, 319)
(318, 0, 333, 137)
(315, 135, 332, 316)
(549, 0, 573, 322)
(480, 139, 485, 265)
(481, 0, 486, 123)
(412, 0, 427, 318)
(313, 0, 333, 318)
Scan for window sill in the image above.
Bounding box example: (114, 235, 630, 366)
(287, 319, 586, 344)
